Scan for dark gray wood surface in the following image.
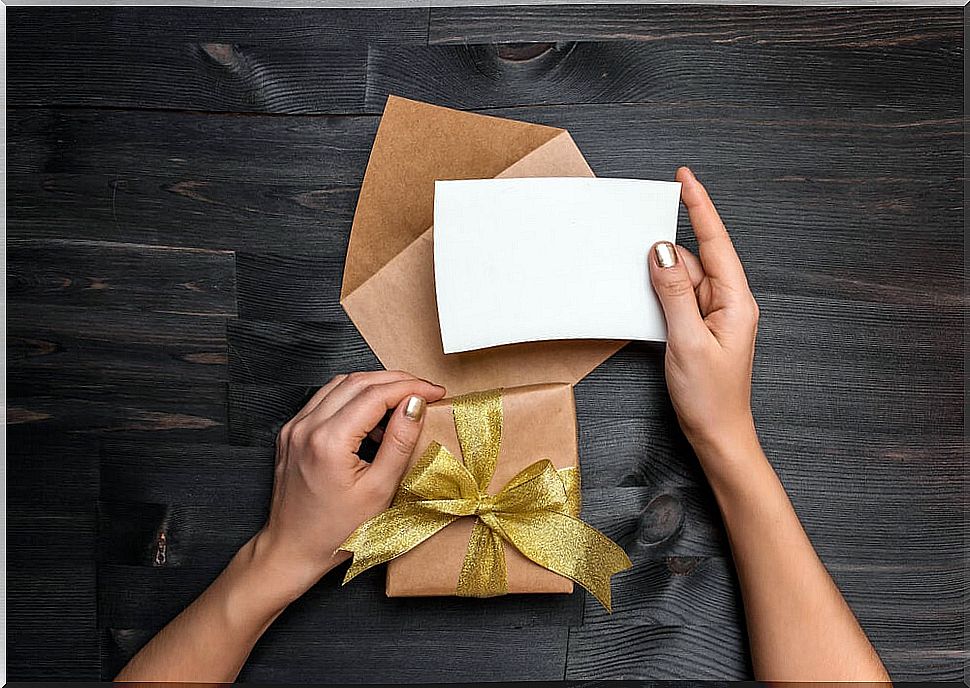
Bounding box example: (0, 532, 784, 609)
(5, 5, 965, 682)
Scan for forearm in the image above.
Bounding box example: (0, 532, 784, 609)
(693, 425, 889, 682)
(115, 532, 320, 682)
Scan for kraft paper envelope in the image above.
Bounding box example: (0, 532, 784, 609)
(341, 96, 626, 396)
(340, 96, 627, 597)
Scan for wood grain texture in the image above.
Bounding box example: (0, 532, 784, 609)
(236, 252, 347, 321)
(101, 623, 572, 683)
(8, 6, 430, 45)
(8, 303, 228, 390)
(98, 561, 583, 632)
(5, 5, 965, 682)
(566, 621, 751, 679)
(368, 39, 960, 112)
(7, 6, 429, 115)
(7, 429, 100, 680)
(9, 39, 367, 114)
(227, 319, 379, 385)
(236, 626, 569, 684)
(429, 5, 962, 47)
(7, 108, 373, 251)
(7, 239, 236, 315)
(8, 104, 962, 279)
(7, 383, 228, 443)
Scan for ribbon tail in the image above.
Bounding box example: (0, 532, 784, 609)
(556, 466, 582, 518)
(456, 518, 508, 598)
(339, 503, 459, 584)
(497, 511, 632, 612)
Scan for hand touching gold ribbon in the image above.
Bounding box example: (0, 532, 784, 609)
(339, 389, 632, 611)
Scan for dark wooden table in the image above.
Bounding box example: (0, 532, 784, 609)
(6, 5, 965, 682)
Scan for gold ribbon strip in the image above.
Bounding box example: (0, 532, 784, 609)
(340, 388, 632, 611)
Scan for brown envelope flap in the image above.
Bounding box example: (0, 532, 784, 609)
(341, 131, 626, 394)
(341, 95, 564, 298)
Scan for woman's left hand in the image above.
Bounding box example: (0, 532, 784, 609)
(253, 370, 446, 601)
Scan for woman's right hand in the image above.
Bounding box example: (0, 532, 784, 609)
(648, 167, 761, 473)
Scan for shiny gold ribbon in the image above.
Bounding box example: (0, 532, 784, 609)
(340, 388, 632, 612)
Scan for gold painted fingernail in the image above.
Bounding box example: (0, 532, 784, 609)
(654, 242, 678, 268)
(404, 396, 426, 422)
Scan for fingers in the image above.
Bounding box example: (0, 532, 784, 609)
(649, 242, 709, 347)
(367, 395, 428, 486)
(326, 378, 445, 449)
(676, 167, 749, 290)
(304, 370, 431, 422)
(279, 371, 444, 455)
(678, 245, 705, 289)
(291, 374, 347, 422)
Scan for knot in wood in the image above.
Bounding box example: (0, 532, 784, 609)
(637, 493, 684, 546)
(495, 42, 557, 62)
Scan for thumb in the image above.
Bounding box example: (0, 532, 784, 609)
(648, 242, 707, 346)
(367, 395, 427, 488)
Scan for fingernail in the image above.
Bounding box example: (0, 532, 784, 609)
(404, 396, 426, 422)
(654, 242, 678, 269)
(682, 166, 695, 180)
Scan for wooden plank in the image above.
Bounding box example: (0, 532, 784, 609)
(7, 303, 228, 390)
(9, 6, 429, 45)
(567, 619, 962, 681)
(7, 427, 99, 506)
(7, 565, 100, 681)
(7, 6, 431, 115)
(9, 39, 367, 115)
(228, 383, 310, 447)
(566, 621, 750, 679)
(874, 648, 968, 682)
(7, 428, 100, 680)
(7, 108, 373, 252)
(101, 620, 569, 682)
(99, 499, 262, 569)
(567, 621, 965, 681)
(238, 626, 568, 683)
(429, 5, 962, 46)
(236, 252, 346, 321)
(227, 319, 379, 385)
(7, 239, 237, 315)
(100, 441, 272, 503)
(7, 383, 228, 443)
(579, 554, 964, 644)
(7, 104, 961, 268)
(98, 561, 582, 632)
(367, 39, 960, 112)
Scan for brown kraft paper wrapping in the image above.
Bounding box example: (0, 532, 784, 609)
(386, 383, 576, 597)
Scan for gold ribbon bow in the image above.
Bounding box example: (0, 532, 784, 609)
(340, 388, 632, 611)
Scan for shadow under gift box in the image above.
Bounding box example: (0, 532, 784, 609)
(340, 96, 628, 598)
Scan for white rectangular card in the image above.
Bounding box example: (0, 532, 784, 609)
(433, 177, 681, 354)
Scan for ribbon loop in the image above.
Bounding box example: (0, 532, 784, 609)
(340, 388, 632, 612)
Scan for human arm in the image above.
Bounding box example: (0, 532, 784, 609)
(115, 371, 445, 682)
(648, 167, 890, 682)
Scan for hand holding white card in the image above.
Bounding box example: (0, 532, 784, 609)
(433, 177, 681, 354)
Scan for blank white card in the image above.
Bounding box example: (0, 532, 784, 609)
(433, 177, 681, 354)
